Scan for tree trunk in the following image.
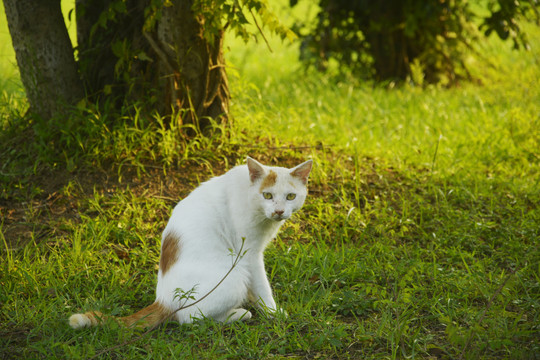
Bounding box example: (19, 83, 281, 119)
(154, 0, 230, 129)
(363, 2, 411, 82)
(76, 0, 229, 131)
(368, 31, 410, 82)
(3, 0, 84, 119)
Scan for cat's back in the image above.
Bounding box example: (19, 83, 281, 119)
(187, 165, 248, 201)
(164, 165, 249, 232)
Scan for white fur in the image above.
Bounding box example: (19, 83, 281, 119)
(69, 314, 91, 329)
(155, 158, 312, 323)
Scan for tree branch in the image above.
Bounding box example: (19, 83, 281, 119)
(248, 8, 273, 53)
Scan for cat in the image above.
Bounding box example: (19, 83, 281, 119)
(69, 157, 312, 329)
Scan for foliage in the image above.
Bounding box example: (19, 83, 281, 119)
(89, 0, 295, 69)
(77, 0, 295, 109)
(192, 0, 296, 43)
(291, 0, 539, 85)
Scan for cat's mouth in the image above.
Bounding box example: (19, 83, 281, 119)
(271, 212, 288, 221)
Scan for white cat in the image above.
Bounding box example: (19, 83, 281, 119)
(69, 157, 312, 329)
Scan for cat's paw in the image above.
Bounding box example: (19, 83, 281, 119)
(69, 314, 91, 329)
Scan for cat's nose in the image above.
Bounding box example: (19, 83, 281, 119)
(274, 210, 284, 216)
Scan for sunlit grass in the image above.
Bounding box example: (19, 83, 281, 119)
(228, 23, 540, 184)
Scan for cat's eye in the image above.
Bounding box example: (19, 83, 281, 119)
(263, 192, 273, 200)
(286, 193, 296, 201)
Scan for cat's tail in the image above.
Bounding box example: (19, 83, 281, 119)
(69, 301, 170, 329)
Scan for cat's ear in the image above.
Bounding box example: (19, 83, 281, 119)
(247, 157, 265, 182)
(290, 160, 313, 185)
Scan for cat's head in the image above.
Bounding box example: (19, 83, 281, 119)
(247, 157, 313, 221)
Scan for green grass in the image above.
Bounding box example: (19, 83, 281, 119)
(1, 3, 539, 360)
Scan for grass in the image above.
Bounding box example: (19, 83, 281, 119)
(1, 2, 539, 359)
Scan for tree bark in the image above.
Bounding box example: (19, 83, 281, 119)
(155, 0, 229, 129)
(3, 0, 84, 119)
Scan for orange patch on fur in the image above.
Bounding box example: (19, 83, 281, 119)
(120, 301, 169, 328)
(84, 311, 106, 325)
(259, 170, 277, 192)
(160, 232, 180, 276)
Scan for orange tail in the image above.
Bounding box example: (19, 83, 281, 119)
(69, 302, 170, 329)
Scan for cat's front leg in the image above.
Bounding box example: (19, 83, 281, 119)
(247, 284, 276, 312)
(248, 255, 285, 316)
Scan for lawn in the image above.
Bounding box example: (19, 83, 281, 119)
(1, 2, 539, 359)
